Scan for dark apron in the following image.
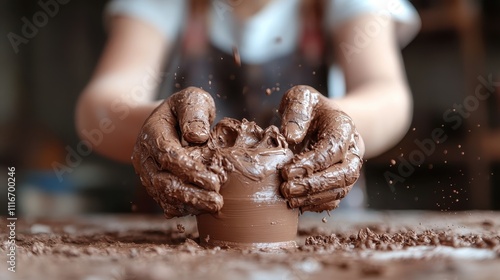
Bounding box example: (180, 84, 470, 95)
(175, 47, 328, 127)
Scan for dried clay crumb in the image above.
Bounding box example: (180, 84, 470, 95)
(177, 224, 186, 233)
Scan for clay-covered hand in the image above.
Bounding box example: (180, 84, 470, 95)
(279, 85, 364, 212)
(131, 87, 224, 218)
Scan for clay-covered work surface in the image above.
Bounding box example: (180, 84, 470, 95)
(1, 211, 500, 280)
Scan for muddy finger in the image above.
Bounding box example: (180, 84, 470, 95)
(286, 186, 352, 209)
(282, 112, 357, 180)
(170, 87, 216, 144)
(301, 200, 340, 213)
(279, 85, 319, 144)
(281, 151, 362, 198)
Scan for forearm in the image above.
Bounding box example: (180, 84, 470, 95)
(330, 13, 414, 159)
(76, 86, 161, 163)
(332, 80, 412, 159)
(75, 16, 169, 162)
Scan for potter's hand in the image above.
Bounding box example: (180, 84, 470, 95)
(279, 85, 364, 212)
(132, 87, 223, 218)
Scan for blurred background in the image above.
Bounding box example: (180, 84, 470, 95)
(0, 0, 499, 216)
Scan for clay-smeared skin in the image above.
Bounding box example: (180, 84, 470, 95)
(279, 85, 363, 212)
(131, 87, 224, 218)
(133, 85, 363, 218)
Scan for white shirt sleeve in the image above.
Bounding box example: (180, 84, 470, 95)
(325, 0, 421, 47)
(104, 0, 188, 40)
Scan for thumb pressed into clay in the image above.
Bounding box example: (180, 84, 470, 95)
(279, 85, 319, 144)
(170, 87, 216, 144)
